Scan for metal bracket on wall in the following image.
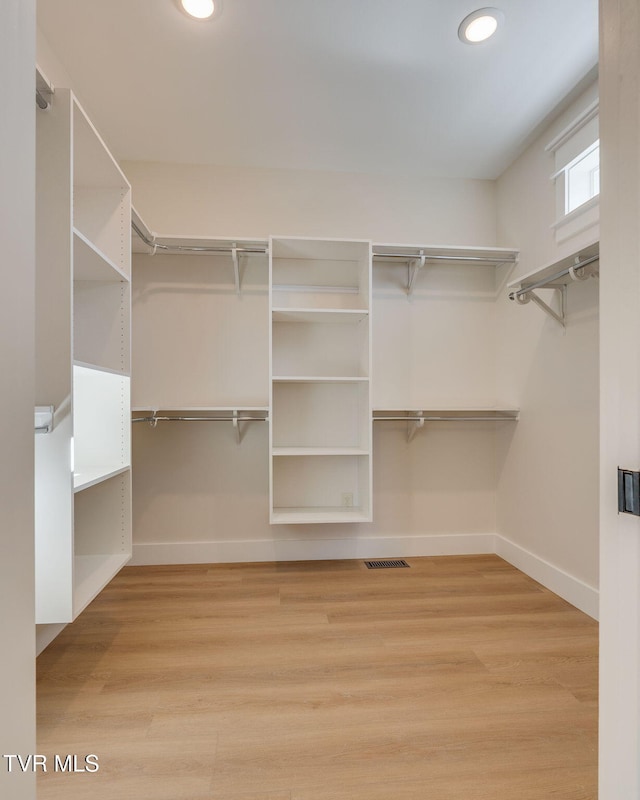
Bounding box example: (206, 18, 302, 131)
(407, 411, 425, 442)
(407, 251, 426, 295)
(34, 406, 55, 434)
(515, 284, 567, 328)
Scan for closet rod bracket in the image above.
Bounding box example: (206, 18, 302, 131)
(407, 412, 425, 442)
(515, 285, 567, 328)
(231, 243, 240, 294)
(35, 405, 54, 434)
(407, 251, 426, 295)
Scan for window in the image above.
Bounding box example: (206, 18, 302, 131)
(546, 98, 599, 242)
(565, 140, 600, 214)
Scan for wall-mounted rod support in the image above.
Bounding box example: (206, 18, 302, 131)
(35, 406, 55, 434)
(406, 251, 426, 295)
(36, 67, 53, 110)
(508, 253, 599, 300)
(407, 412, 425, 442)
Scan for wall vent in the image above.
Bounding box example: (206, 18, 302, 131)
(364, 559, 410, 569)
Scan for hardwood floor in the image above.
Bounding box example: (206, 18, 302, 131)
(36, 556, 598, 799)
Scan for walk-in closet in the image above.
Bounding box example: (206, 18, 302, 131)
(9, 1, 640, 798)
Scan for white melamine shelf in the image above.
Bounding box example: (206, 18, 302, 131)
(373, 242, 520, 266)
(74, 465, 130, 493)
(73, 553, 131, 617)
(73, 228, 129, 282)
(74, 360, 130, 377)
(272, 308, 369, 323)
(271, 507, 371, 524)
(374, 406, 519, 417)
(273, 376, 369, 383)
(507, 241, 598, 292)
(132, 406, 269, 413)
(273, 447, 369, 457)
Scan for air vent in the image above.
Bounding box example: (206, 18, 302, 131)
(364, 559, 410, 569)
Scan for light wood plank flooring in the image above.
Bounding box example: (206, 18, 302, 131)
(37, 555, 598, 799)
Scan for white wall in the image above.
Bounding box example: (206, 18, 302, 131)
(126, 161, 501, 564)
(0, 2, 36, 799)
(122, 160, 496, 245)
(495, 81, 599, 614)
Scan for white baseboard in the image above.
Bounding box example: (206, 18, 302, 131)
(130, 533, 496, 567)
(131, 532, 599, 620)
(495, 534, 599, 620)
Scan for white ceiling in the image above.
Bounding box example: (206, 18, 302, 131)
(37, 0, 598, 180)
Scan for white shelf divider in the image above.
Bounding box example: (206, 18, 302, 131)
(73, 228, 129, 282)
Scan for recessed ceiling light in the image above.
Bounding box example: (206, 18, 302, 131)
(458, 8, 504, 44)
(177, 0, 219, 20)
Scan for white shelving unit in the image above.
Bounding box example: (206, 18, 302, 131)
(35, 89, 132, 624)
(269, 237, 372, 523)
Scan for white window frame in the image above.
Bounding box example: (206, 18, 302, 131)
(546, 99, 599, 243)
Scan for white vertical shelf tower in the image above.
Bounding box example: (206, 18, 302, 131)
(269, 237, 373, 523)
(35, 88, 132, 624)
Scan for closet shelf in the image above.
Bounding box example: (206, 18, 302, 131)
(373, 407, 519, 418)
(132, 407, 268, 443)
(272, 447, 370, 457)
(272, 376, 369, 383)
(74, 228, 129, 282)
(271, 507, 371, 525)
(507, 241, 599, 327)
(74, 465, 130, 493)
(131, 207, 267, 294)
(373, 243, 519, 295)
(74, 359, 130, 377)
(272, 308, 369, 324)
(132, 405, 269, 413)
(373, 408, 519, 442)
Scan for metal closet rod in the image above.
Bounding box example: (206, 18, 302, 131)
(374, 415, 517, 421)
(509, 253, 599, 299)
(133, 415, 268, 423)
(131, 222, 517, 264)
(372, 252, 517, 264)
(131, 220, 268, 255)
